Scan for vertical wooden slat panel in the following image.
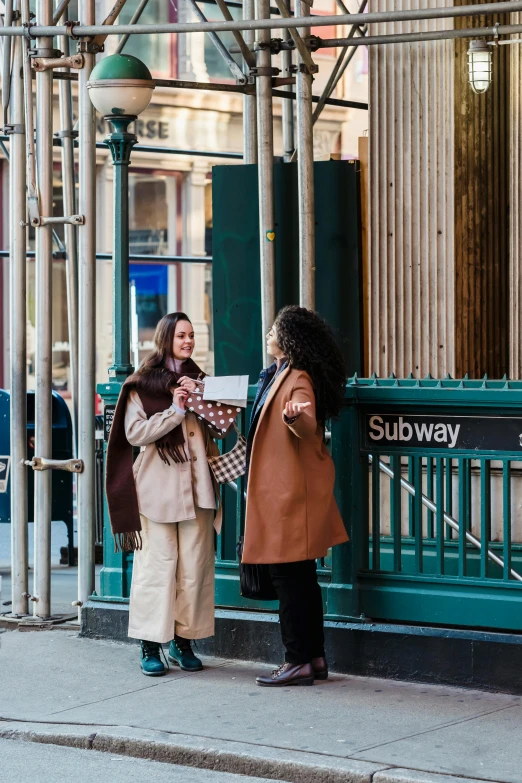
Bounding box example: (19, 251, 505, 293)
(510, 15, 522, 378)
(453, 1, 510, 378)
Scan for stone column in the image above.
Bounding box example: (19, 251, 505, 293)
(182, 163, 210, 369)
(368, 0, 456, 377)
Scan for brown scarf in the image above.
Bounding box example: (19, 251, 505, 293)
(105, 360, 203, 552)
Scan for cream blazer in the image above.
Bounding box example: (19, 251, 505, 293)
(125, 390, 219, 526)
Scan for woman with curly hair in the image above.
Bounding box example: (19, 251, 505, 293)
(242, 305, 349, 687)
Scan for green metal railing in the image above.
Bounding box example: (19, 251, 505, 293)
(213, 376, 522, 631)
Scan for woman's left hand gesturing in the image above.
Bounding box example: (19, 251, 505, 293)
(284, 400, 311, 420)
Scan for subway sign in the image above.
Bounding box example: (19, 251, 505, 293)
(363, 413, 522, 453)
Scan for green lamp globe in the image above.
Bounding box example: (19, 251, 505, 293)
(87, 54, 155, 118)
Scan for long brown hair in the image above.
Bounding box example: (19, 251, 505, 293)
(136, 312, 192, 376)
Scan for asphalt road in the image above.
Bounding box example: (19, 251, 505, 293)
(0, 738, 284, 783)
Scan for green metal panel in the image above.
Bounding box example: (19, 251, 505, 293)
(211, 160, 363, 381)
(96, 381, 133, 601)
(212, 160, 364, 615)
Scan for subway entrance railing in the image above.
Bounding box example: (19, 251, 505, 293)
(213, 377, 522, 632)
(95, 376, 522, 634)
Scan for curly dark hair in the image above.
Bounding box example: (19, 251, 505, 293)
(274, 305, 347, 423)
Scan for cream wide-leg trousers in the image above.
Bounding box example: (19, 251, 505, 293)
(128, 507, 215, 644)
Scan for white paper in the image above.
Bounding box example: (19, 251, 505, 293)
(203, 375, 249, 407)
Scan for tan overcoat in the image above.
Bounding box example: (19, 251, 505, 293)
(242, 367, 349, 564)
(125, 391, 220, 527)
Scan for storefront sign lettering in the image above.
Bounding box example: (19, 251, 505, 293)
(96, 117, 169, 141)
(363, 413, 522, 453)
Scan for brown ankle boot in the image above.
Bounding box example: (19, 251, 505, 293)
(256, 662, 315, 687)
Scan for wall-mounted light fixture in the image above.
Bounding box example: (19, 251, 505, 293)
(467, 40, 493, 94)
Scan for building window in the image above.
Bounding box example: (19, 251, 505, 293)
(198, 1, 242, 81)
(128, 171, 178, 365)
(118, 0, 173, 76)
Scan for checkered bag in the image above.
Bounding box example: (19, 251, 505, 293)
(208, 423, 247, 484)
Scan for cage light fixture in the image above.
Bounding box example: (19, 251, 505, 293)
(467, 39, 492, 94)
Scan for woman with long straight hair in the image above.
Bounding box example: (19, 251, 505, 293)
(106, 312, 221, 676)
(243, 305, 349, 687)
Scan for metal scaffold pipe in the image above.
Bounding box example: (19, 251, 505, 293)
(9, 13, 28, 618)
(115, 0, 150, 53)
(77, 0, 96, 618)
(281, 0, 294, 161)
(33, 0, 54, 620)
(57, 2, 79, 455)
(2, 0, 13, 126)
(255, 0, 276, 360)
(4, 1, 522, 37)
(295, 0, 315, 309)
(243, 0, 257, 164)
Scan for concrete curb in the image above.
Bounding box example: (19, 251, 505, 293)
(0, 721, 386, 783)
(0, 721, 500, 783)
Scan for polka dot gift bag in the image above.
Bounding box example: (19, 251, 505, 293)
(186, 383, 242, 436)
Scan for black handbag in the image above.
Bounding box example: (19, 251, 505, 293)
(236, 537, 277, 601)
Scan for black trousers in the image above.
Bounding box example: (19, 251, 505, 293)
(268, 560, 325, 665)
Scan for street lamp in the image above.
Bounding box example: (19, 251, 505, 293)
(87, 53, 155, 382)
(467, 40, 492, 95)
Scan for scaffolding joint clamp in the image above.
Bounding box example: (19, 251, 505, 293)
(268, 37, 284, 54)
(77, 39, 104, 54)
(307, 35, 321, 52)
(4, 123, 24, 135)
(24, 457, 84, 473)
(22, 19, 37, 41)
(250, 66, 281, 78)
(28, 214, 84, 227)
(54, 129, 79, 140)
(65, 20, 81, 40)
(32, 54, 85, 72)
(29, 47, 62, 58)
(289, 62, 318, 75)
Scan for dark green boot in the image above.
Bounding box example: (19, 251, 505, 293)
(140, 640, 168, 676)
(168, 636, 203, 672)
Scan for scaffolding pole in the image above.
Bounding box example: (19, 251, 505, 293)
(9, 15, 28, 619)
(57, 3, 79, 455)
(243, 0, 257, 164)
(295, 0, 315, 309)
(33, 0, 54, 619)
(255, 0, 276, 359)
(281, 0, 294, 161)
(6, 1, 522, 37)
(77, 0, 96, 617)
(312, 0, 366, 125)
(115, 0, 150, 53)
(2, 0, 13, 127)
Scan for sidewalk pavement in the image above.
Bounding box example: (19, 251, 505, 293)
(0, 629, 520, 783)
